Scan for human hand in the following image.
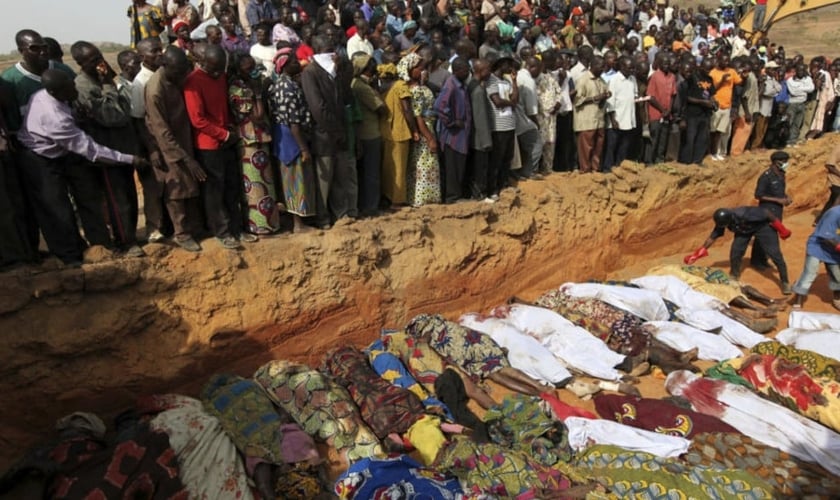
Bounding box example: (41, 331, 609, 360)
(300, 150, 312, 164)
(132, 156, 150, 170)
(97, 61, 117, 84)
(784, 196, 792, 206)
(182, 157, 207, 182)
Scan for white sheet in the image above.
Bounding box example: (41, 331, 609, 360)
(787, 310, 840, 330)
(488, 304, 626, 381)
(459, 314, 572, 386)
(564, 416, 691, 458)
(630, 274, 725, 311)
(644, 321, 742, 361)
(667, 370, 840, 475)
(561, 282, 670, 321)
(674, 309, 766, 349)
(774, 328, 840, 362)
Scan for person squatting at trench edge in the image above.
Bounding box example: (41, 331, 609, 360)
(4, 2, 840, 267)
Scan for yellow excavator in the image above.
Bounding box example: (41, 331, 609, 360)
(738, 0, 840, 42)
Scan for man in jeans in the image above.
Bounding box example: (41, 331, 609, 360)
(184, 44, 256, 249)
(790, 200, 840, 310)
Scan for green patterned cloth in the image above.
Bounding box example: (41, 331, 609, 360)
(575, 444, 776, 499)
(254, 360, 383, 462)
(434, 436, 573, 498)
(484, 395, 571, 466)
(200, 374, 285, 464)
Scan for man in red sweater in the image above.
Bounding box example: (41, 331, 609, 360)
(183, 44, 256, 249)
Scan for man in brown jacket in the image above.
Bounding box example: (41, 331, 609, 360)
(144, 46, 206, 252)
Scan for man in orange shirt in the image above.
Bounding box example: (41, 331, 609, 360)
(708, 53, 742, 161)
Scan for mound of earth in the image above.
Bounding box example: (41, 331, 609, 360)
(0, 137, 836, 472)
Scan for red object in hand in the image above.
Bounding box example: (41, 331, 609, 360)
(684, 247, 709, 264)
(770, 219, 792, 239)
(834, 243, 840, 253)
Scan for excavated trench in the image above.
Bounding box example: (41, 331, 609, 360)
(0, 137, 834, 471)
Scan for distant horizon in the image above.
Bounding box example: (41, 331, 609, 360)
(1, 0, 128, 53)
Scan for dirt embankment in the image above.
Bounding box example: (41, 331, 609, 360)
(0, 138, 835, 470)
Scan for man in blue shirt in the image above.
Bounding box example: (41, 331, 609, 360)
(790, 203, 840, 309)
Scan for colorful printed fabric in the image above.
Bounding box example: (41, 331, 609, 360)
(406, 314, 510, 381)
(484, 395, 572, 466)
(366, 340, 454, 420)
(254, 360, 383, 462)
(593, 394, 738, 439)
(685, 432, 840, 498)
(378, 330, 451, 394)
(407, 85, 442, 206)
(434, 436, 573, 499)
(536, 289, 651, 356)
(276, 461, 328, 499)
(277, 146, 317, 217)
(752, 340, 840, 382)
(322, 346, 425, 439)
(48, 422, 187, 499)
(335, 455, 463, 500)
(575, 444, 775, 499)
(722, 354, 840, 433)
(143, 394, 255, 500)
(200, 374, 286, 465)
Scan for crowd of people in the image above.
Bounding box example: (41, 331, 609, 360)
(1, 0, 839, 267)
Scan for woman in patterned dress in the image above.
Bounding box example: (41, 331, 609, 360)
(270, 46, 317, 233)
(400, 53, 442, 207)
(229, 52, 279, 235)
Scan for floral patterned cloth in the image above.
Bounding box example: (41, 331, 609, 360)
(230, 77, 279, 234)
(408, 85, 442, 207)
(714, 354, 840, 433)
(684, 432, 840, 498)
(144, 394, 255, 500)
(406, 314, 509, 382)
(536, 288, 651, 356)
(576, 444, 776, 499)
(751, 340, 840, 381)
(321, 346, 426, 439)
(254, 360, 383, 462)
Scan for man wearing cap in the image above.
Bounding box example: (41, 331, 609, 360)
(751, 150, 792, 270)
(684, 205, 792, 293)
(751, 60, 781, 150)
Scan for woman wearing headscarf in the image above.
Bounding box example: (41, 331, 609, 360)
(380, 61, 417, 207)
(270, 45, 317, 233)
(229, 52, 280, 234)
(401, 52, 442, 206)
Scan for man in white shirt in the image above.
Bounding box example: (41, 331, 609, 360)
(603, 56, 637, 171)
(346, 19, 374, 56)
(786, 63, 815, 145)
(569, 45, 593, 85)
(130, 37, 169, 243)
(751, 61, 781, 149)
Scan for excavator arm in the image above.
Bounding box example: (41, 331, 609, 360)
(739, 0, 840, 42)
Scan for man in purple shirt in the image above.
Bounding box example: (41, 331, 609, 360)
(219, 13, 251, 54)
(17, 69, 145, 265)
(434, 57, 472, 204)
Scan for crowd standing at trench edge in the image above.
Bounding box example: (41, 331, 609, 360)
(7, 3, 840, 498)
(2, 0, 840, 267)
